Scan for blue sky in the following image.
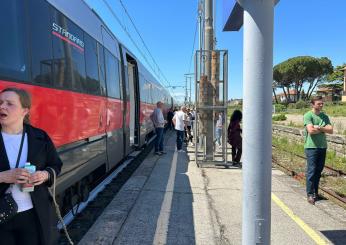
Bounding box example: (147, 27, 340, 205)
(84, 0, 346, 101)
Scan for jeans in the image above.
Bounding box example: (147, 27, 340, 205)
(305, 148, 326, 196)
(155, 127, 164, 152)
(215, 128, 222, 145)
(176, 130, 184, 150)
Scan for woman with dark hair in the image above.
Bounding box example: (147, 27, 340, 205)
(228, 110, 242, 165)
(0, 87, 63, 245)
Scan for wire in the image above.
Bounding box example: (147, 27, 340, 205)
(188, 18, 198, 74)
(117, 0, 173, 89)
(102, 0, 171, 90)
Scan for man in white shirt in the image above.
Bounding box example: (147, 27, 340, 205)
(172, 106, 187, 152)
(150, 101, 166, 155)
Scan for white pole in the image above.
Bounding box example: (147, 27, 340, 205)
(240, 0, 274, 244)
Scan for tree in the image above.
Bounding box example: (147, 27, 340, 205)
(272, 81, 279, 104)
(273, 56, 333, 102)
(327, 64, 346, 83)
(305, 57, 333, 100)
(273, 63, 292, 103)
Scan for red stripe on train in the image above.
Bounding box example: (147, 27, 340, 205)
(0, 81, 122, 147)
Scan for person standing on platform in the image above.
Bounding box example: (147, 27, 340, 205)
(215, 112, 224, 148)
(0, 87, 63, 245)
(304, 96, 333, 205)
(227, 110, 242, 165)
(185, 109, 193, 146)
(173, 106, 187, 152)
(167, 108, 174, 130)
(150, 101, 166, 155)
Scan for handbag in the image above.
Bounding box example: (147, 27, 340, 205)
(0, 128, 26, 224)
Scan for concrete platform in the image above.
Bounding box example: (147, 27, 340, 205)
(79, 131, 346, 245)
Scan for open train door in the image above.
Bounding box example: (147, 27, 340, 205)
(127, 55, 140, 148)
(120, 48, 140, 155)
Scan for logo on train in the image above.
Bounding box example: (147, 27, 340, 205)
(52, 22, 84, 52)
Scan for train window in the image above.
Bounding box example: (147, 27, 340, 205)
(97, 43, 106, 96)
(147, 81, 153, 104)
(139, 74, 147, 103)
(105, 50, 120, 99)
(84, 33, 100, 95)
(52, 10, 85, 92)
(0, 0, 29, 81)
(28, 0, 53, 86)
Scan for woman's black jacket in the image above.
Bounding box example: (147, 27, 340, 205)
(0, 124, 63, 245)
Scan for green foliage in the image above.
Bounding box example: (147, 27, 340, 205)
(273, 56, 334, 101)
(327, 64, 346, 83)
(295, 100, 309, 109)
(274, 104, 286, 113)
(272, 114, 287, 121)
(272, 135, 346, 172)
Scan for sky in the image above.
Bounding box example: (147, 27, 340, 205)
(84, 0, 346, 102)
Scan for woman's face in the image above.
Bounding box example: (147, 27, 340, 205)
(0, 91, 28, 127)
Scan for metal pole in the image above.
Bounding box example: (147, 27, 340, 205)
(240, 0, 274, 244)
(189, 76, 192, 105)
(203, 0, 214, 160)
(198, 1, 203, 75)
(185, 76, 188, 104)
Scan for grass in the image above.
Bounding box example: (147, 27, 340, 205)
(272, 135, 346, 198)
(272, 136, 346, 172)
(285, 103, 346, 117)
(227, 105, 242, 119)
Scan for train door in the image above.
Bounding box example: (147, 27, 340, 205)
(101, 27, 124, 170)
(126, 54, 140, 148)
(119, 47, 130, 156)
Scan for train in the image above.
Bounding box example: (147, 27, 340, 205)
(0, 0, 173, 213)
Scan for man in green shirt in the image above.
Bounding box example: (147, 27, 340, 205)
(303, 96, 333, 205)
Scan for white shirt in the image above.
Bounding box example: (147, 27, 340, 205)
(173, 111, 186, 131)
(2, 132, 33, 212)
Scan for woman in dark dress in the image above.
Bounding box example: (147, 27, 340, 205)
(228, 110, 242, 164)
(0, 87, 63, 245)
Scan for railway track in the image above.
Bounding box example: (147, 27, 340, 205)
(272, 144, 346, 177)
(58, 137, 156, 244)
(272, 147, 346, 209)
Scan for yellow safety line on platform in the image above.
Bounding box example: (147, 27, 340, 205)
(271, 193, 329, 245)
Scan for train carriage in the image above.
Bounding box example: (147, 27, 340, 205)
(0, 0, 173, 213)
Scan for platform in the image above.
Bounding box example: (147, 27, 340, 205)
(79, 131, 346, 245)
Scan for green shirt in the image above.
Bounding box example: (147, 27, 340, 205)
(303, 111, 331, 149)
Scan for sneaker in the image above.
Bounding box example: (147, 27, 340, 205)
(155, 152, 162, 156)
(307, 196, 315, 205)
(178, 149, 185, 153)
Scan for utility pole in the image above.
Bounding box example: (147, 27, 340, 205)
(184, 73, 194, 106)
(185, 76, 188, 104)
(201, 0, 214, 159)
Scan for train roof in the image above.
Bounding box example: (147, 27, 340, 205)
(47, 0, 171, 99)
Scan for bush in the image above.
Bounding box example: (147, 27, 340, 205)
(295, 100, 309, 109)
(274, 104, 286, 113)
(272, 114, 287, 121)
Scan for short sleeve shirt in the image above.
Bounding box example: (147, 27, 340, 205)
(303, 111, 331, 149)
(173, 111, 186, 131)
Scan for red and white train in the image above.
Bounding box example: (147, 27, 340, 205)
(0, 0, 173, 212)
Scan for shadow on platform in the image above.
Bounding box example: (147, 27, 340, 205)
(320, 230, 346, 245)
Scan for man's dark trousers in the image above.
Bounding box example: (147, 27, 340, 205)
(155, 127, 164, 152)
(176, 130, 184, 150)
(305, 148, 326, 197)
